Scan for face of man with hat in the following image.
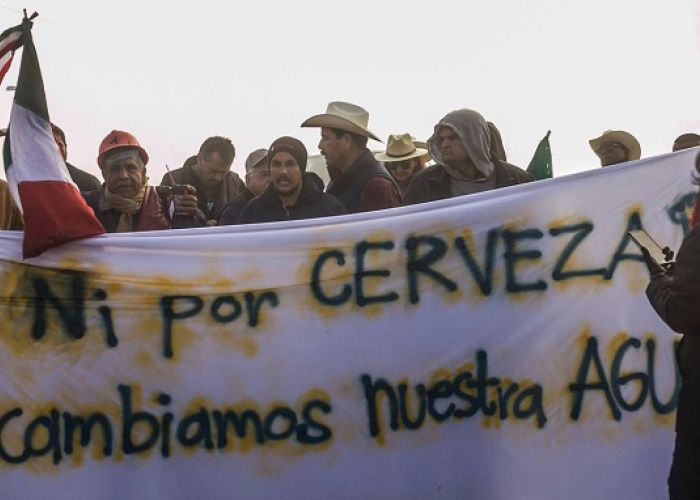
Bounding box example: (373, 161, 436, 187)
(589, 130, 641, 167)
(301, 101, 402, 214)
(302, 101, 380, 173)
(267, 137, 308, 205)
(97, 130, 149, 199)
(244, 148, 271, 197)
(377, 133, 427, 187)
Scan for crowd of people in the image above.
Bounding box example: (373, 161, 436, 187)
(0, 101, 699, 232)
(2, 100, 700, 497)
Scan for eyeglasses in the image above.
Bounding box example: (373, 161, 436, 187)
(386, 160, 415, 172)
(247, 170, 271, 180)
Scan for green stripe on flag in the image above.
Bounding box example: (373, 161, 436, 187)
(527, 131, 553, 180)
(13, 17, 48, 123)
(2, 125, 12, 173)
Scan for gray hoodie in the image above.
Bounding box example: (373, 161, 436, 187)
(427, 109, 496, 195)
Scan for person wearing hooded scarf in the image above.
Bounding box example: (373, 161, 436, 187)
(403, 109, 533, 205)
(237, 137, 346, 224)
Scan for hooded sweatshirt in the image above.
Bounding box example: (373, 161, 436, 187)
(238, 173, 346, 224)
(427, 109, 497, 196)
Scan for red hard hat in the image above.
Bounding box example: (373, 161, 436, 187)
(97, 130, 149, 169)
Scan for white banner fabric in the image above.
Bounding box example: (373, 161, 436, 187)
(0, 149, 697, 499)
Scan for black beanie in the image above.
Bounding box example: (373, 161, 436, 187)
(268, 136, 308, 172)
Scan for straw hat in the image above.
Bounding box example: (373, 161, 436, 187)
(589, 130, 641, 161)
(411, 138, 432, 162)
(375, 133, 428, 162)
(301, 101, 381, 141)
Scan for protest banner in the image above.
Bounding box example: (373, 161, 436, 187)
(0, 149, 696, 499)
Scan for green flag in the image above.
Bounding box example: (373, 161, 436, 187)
(527, 130, 553, 180)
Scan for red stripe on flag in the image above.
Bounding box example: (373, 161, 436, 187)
(0, 54, 13, 85)
(18, 181, 105, 258)
(0, 39, 21, 59)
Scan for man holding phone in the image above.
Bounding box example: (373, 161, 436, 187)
(644, 154, 700, 498)
(161, 136, 245, 226)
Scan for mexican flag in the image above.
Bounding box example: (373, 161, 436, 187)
(2, 15, 104, 258)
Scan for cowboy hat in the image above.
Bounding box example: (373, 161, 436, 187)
(375, 133, 428, 162)
(589, 130, 641, 161)
(301, 101, 381, 142)
(673, 133, 700, 152)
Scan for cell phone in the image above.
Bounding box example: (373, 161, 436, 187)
(628, 229, 674, 264)
(171, 184, 190, 196)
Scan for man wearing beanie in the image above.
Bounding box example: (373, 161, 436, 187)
(218, 148, 270, 225)
(238, 137, 346, 224)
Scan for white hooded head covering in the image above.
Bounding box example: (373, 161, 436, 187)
(427, 109, 495, 182)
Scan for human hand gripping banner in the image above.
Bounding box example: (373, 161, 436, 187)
(0, 150, 696, 499)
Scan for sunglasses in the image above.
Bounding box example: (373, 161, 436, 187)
(386, 161, 415, 172)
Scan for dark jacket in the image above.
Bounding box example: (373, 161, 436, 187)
(238, 174, 346, 224)
(403, 160, 534, 205)
(647, 224, 700, 438)
(83, 186, 170, 233)
(66, 163, 101, 192)
(218, 189, 255, 226)
(326, 149, 401, 213)
(160, 162, 245, 225)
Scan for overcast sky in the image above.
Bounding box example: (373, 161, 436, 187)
(1, 0, 699, 182)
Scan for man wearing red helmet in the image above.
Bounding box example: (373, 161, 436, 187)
(82, 130, 171, 233)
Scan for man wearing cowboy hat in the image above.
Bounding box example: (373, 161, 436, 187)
(589, 130, 641, 167)
(376, 134, 429, 195)
(404, 109, 533, 205)
(301, 101, 401, 213)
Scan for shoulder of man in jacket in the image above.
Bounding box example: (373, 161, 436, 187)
(494, 160, 535, 186)
(319, 192, 348, 215)
(224, 170, 246, 193)
(236, 185, 275, 225)
(218, 190, 254, 226)
(358, 176, 401, 212)
(646, 222, 700, 334)
(66, 163, 101, 192)
(402, 164, 447, 205)
(160, 164, 190, 187)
